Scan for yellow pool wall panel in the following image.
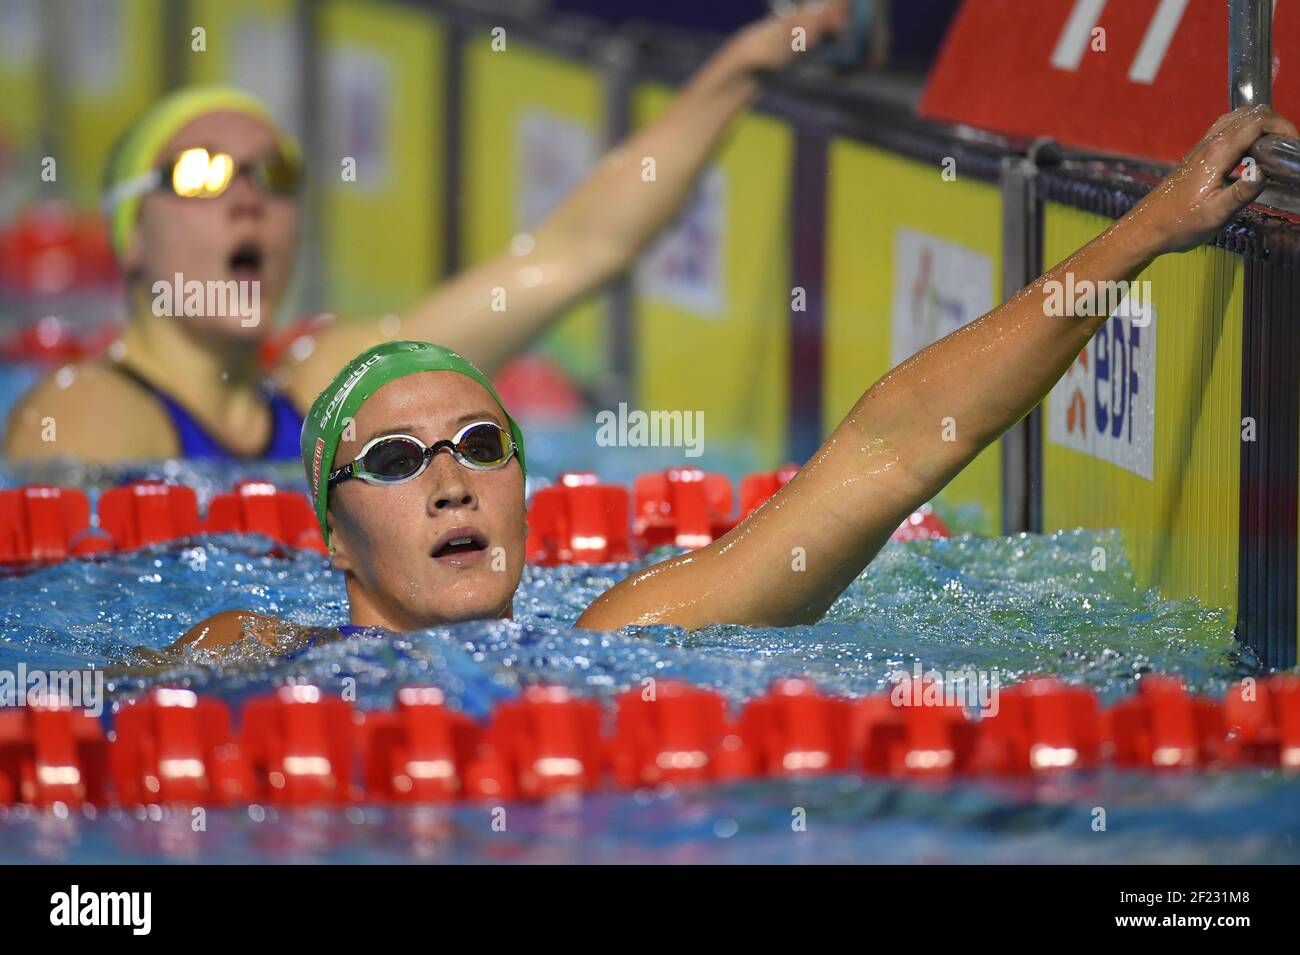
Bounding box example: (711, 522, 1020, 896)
(317, 0, 445, 317)
(631, 83, 793, 468)
(61, 0, 165, 205)
(460, 39, 606, 386)
(1040, 202, 1242, 614)
(822, 139, 1003, 535)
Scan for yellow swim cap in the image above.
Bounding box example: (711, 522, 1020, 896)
(100, 85, 301, 260)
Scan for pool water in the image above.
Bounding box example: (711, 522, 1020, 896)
(0, 365, 1297, 863)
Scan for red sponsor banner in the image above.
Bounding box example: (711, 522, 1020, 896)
(920, 0, 1299, 164)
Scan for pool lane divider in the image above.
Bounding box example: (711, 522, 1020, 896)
(1, 675, 1296, 809)
(0, 480, 325, 563)
(0, 311, 336, 373)
(0, 468, 951, 569)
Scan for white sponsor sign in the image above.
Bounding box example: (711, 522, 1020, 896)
(890, 228, 994, 364)
(231, 15, 303, 141)
(516, 110, 597, 229)
(0, 0, 39, 65)
(67, 0, 122, 92)
(635, 165, 725, 316)
(1047, 299, 1157, 480)
(325, 46, 392, 190)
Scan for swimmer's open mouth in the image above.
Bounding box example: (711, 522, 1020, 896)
(228, 242, 263, 278)
(430, 528, 488, 560)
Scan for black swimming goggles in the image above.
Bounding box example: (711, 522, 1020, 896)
(328, 421, 517, 491)
(104, 146, 303, 209)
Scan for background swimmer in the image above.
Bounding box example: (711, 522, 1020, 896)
(3, 0, 854, 464)
(173, 103, 1296, 651)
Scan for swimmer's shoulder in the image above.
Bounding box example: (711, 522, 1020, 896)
(4, 359, 178, 462)
(173, 609, 312, 652)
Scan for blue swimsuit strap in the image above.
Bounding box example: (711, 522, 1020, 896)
(112, 363, 303, 461)
(289, 623, 386, 658)
(336, 624, 378, 637)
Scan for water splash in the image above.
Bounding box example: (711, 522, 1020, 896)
(0, 366, 1288, 863)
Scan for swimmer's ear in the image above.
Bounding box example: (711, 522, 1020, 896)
(326, 524, 354, 571)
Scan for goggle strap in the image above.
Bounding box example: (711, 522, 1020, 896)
(101, 169, 163, 214)
(326, 462, 356, 489)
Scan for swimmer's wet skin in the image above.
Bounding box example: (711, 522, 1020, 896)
(2, 0, 855, 464)
(172, 104, 1298, 653)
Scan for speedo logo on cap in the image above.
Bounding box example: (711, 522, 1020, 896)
(321, 353, 384, 429)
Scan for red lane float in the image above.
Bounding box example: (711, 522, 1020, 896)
(0, 486, 110, 564)
(1108, 675, 1226, 769)
(98, 482, 200, 551)
(612, 680, 756, 786)
(970, 678, 1105, 774)
(741, 677, 855, 777)
(203, 480, 327, 554)
(494, 354, 584, 420)
(4, 675, 1298, 810)
(634, 468, 737, 550)
(257, 313, 336, 374)
(465, 685, 605, 799)
(0, 315, 123, 364)
(0, 202, 117, 299)
(0, 480, 323, 567)
(1222, 676, 1300, 768)
(363, 687, 482, 802)
(0, 469, 949, 570)
(240, 685, 363, 806)
(738, 464, 799, 520)
(525, 472, 635, 565)
(0, 705, 108, 808)
(110, 688, 253, 806)
(890, 505, 951, 543)
(0, 202, 122, 364)
(528, 466, 951, 562)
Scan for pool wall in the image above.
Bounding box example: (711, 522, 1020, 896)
(1032, 168, 1300, 670)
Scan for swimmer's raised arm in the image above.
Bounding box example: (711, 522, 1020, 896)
(577, 105, 1298, 632)
(290, 1, 851, 396)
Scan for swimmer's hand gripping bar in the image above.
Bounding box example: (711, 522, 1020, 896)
(1230, 0, 1300, 190)
(1246, 134, 1300, 191)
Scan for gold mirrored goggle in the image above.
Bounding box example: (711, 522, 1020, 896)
(166, 146, 302, 198)
(103, 146, 303, 210)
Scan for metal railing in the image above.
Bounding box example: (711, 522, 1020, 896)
(1229, 0, 1300, 189)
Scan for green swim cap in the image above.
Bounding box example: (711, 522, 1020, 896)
(301, 340, 526, 546)
(101, 85, 301, 260)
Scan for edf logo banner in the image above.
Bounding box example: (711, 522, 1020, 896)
(1047, 303, 1156, 480)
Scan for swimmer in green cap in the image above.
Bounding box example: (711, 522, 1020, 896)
(174, 104, 1296, 647)
(5, 1, 857, 463)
